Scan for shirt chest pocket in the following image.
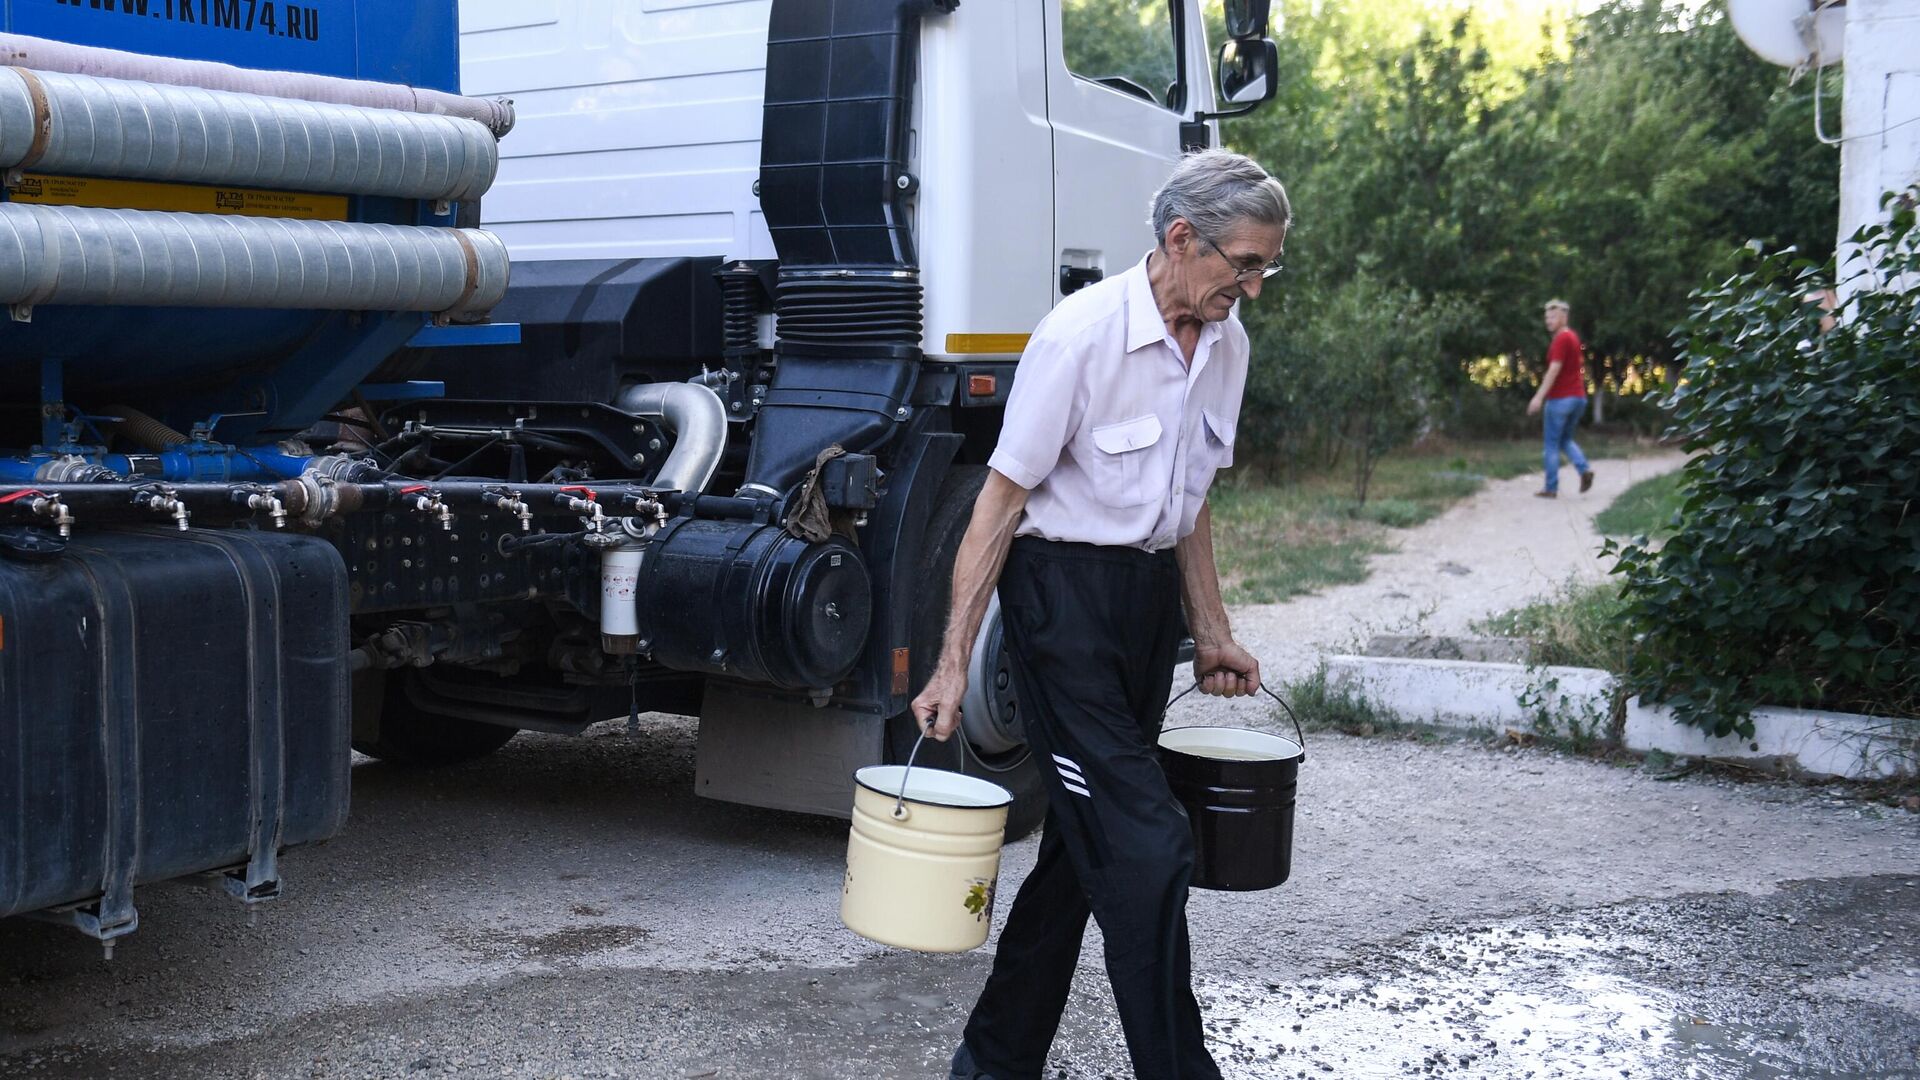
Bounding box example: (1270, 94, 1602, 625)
(1087, 414, 1163, 507)
(1184, 408, 1236, 496)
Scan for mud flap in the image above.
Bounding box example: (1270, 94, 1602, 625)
(694, 681, 886, 818)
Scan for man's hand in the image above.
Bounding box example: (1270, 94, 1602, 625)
(1193, 639, 1260, 698)
(911, 666, 968, 741)
(1525, 397, 1543, 418)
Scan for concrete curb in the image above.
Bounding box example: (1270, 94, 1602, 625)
(1323, 655, 1916, 780)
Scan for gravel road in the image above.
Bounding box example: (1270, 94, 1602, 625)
(3, 452, 1914, 1079)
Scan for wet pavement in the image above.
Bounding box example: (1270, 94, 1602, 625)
(1201, 875, 1920, 1079)
(4, 874, 1915, 1078)
(1, 719, 1915, 1079)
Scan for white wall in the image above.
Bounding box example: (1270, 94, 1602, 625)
(1838, 0, 1920, 270)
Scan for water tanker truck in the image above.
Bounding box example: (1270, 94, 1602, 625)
(0, 0, 1278, 947)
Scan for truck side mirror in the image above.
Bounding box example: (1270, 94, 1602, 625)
(1218, 38, 1279, 106)
(1224, 0, 1271, 39)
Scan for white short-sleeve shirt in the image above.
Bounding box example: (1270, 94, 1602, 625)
(987, 254, 1247, 552)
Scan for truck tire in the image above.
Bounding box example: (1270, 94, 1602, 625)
(889, 465, 1048, 840)
(352, 669, 519, 766)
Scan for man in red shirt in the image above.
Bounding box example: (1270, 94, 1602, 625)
(1526, 299, 1593, 497)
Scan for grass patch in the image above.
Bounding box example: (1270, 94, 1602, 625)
(1212, 436, 1665, 603)
(1594, 469, 1687, 539)
(1279, 664, 1405, 736)
(1350, 497, 1430, 528)
(1473, 579, 1633, 673)
(1208, 485, 1391, 603)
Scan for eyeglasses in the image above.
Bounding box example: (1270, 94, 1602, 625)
(1196, 229, 1284, 283)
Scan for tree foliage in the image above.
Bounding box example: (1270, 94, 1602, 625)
(1221, 0, 1839, 464)
(1261, 270, 1449, 501)
(1607, 210, 1920, 734)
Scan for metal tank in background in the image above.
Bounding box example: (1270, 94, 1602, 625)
(0, 0, 524, 944)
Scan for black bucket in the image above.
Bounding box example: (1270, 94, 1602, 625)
(1157, 727, 1302, 891)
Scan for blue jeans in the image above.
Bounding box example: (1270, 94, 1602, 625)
(1542, 396, 1590, 493)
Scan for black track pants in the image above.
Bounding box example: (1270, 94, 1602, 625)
(961, 538, 1220, 1080)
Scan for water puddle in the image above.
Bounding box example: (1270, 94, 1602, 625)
(1205, 926, 1830, 1078)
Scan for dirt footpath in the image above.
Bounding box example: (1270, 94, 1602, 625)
(1182, 452, 1690, 726)
(3, 448, 1916, 1079)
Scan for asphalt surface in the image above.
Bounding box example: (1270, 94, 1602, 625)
(2, 712, 1916, 1080)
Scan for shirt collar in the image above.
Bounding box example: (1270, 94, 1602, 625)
(1124, 254, 1166, 354)
(1125, 252, 1225, 355)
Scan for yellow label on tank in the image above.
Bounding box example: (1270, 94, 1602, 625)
(8, 174, 349, 221)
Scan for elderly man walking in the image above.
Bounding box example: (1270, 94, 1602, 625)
(1527, 299, 1593, 497)
(911, 149, 1289, 1080)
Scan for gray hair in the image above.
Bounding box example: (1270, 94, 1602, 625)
(1544, 299, 1570, 313)
(1149, 149, 1292, 246)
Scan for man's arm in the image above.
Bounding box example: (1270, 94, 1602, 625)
(912, 470, 1030, 740)
(1175, 500, 1260, 698)
(1527, 360, 1563, 417)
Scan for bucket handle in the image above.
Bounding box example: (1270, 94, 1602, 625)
(1162, 677, 1307, 764)
(892, 722, 934, 820)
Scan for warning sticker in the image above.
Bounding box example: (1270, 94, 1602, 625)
(8, 174, 348, 220)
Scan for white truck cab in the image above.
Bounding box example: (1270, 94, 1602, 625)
(425, 0, 1280, 831)
(461, 0, 1262, 362)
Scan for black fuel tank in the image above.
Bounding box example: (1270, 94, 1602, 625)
(0, 528, 351, 936)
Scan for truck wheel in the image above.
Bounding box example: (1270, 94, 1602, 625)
(890, 465, 1048, 841)
(352, 669, 519, 766)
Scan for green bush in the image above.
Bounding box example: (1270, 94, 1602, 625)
(1608, 207, 1920, 736)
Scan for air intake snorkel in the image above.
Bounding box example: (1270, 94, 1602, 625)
(741, 0, 956, 496)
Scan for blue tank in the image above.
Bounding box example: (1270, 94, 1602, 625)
(0, 0, 476, 447)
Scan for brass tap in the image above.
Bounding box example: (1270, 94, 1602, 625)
(29, 495, 73, 538)
(489, 490, 533, 532)
(409, 491, 454, 531)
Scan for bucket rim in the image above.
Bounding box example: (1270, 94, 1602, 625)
(1158, 725, 1303, 763)
(853, 764, 1014, 809)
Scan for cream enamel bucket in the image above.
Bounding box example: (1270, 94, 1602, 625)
(841, 758, 1013, 953)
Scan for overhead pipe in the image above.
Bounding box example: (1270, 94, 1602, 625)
(0, 203, 509, 318)
(0, 32, 515, 137)
(0, 68, 499, 203)
(602, 380, 729, 652)
(613, 381, 729, 496)
(0, 478, 690, 534)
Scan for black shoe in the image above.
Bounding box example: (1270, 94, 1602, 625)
(949, 1043, 997, 1080)
(1579, 470, 1595, 493)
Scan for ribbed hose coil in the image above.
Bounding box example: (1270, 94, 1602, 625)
(100, 404, 188, 452)
(718, 266, 762, 359)
(772, 272, 923, 349)
(0, 203, 509, 317)
(0, 67, 499, 202)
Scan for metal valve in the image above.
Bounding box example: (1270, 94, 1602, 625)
(557, 492, 608, 533)
(29, 495, 73, 538)
(245, 492, 289, 529)
(622, 495, 669, 530)
(139, 488, 190, 531)
(409, 491, 454, 531)
(489, 491, 533, 532)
